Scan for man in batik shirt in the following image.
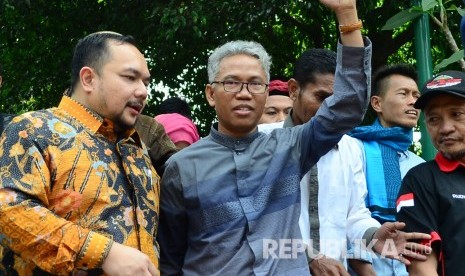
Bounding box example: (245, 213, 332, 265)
(0, 31, 159, 275)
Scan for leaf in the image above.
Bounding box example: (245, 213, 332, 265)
(451, 5, 465, 16)
(434, 50, 465, 71)
(382, 7, 424, 30)
(421, 0, 438, 11)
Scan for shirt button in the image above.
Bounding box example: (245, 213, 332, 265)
(235, 141, 240, 145)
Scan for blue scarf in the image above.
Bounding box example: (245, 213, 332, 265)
(349, 119, 413, 223)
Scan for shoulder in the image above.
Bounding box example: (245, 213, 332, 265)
(337, 135, 364, 154)
(406, 151, 425, 163)
(168, 136, 211, 161)
(257, 121, 284, 134)
(403, 160, 438, 180)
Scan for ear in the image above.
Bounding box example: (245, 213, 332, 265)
(288, 78, 299, 101)
(371, 95, 383, 113)
(205, 84, 216, 107)
(79, 66, 96, 93)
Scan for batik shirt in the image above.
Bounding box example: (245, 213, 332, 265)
(0, 96, 160, 275)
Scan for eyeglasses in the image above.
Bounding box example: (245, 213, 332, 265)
(211, 81, 269, 94)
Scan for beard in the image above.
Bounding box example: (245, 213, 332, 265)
(442, 148, 465, 161)
(113, 114, 137, 134)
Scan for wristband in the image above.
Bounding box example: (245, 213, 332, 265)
(339, 19, 363, 34)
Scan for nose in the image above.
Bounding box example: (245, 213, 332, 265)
(276, 111, 286, 122)
(408, 94, 417, 106)
(439, 118, 455, 135)
(235, 83, 253, 99)
(135, 81, 148, 100)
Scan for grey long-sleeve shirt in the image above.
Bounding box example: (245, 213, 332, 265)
(158, 38, 372, 276)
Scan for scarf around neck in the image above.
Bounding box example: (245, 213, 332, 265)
(349, 119, 413, 223)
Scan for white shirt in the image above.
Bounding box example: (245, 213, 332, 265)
(259, 122, 380, 267)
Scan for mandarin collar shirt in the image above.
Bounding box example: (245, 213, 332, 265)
(159, 38, 372, 276)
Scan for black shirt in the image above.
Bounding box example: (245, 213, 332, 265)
(397, 152, 465, 276)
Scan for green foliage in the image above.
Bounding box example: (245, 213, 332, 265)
(1, 0, 464, 135)
(382, 7, 423, 30)
(382, 0, 465, 73)
(435, 50, 465, 70)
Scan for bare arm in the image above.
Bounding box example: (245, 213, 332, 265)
(309, 255, 349, 276)
(102, 243, 158, 276)
(408, 249, 439, 276)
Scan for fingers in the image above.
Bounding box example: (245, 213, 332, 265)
(404, 242, 432, 255)
(396, 253, 411, 265)
(403, 231, 431, 241)
(392, 221, 406, 230)
(147, 261, 158, 276)
(401, 248, 428, 261)
(339, 267, 350, 276)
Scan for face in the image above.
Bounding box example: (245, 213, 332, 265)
(205, 54, 268, 138)
(87, 41, 150, 133)
(289, 73, 334, 125)
(425, 94, 465, 162)
(372, 74, 420, 128)
(259, 95, 293, 124)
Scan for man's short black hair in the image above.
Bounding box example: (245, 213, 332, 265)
(372, 64, 417, 97)
(155, 97, 192, 119)
(69, 31, 138, 95)
(293, 48, 336, 86)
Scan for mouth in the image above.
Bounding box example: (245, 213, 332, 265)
(233, 104, 253, 115)
(405, 110, 419, 117)
(127, 102, 144, 114)
(439, 137, 460, 146)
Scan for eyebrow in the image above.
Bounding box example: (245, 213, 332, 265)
(314, 90, 332, 97)
(222, 75, 265, 82)
(124, 68, 151, 83)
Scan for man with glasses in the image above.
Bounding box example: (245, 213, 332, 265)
(158, 0, 430, 275)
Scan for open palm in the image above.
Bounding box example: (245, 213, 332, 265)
(319, 0, 356, 12)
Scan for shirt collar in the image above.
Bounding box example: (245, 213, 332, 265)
(58, 96, 141, 146)
(435, 151, 465, 172)
(209, 122, 261, 150)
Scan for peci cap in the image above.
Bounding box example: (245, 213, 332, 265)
(415, 70, 465, 109)
(268, 79, 289, 97)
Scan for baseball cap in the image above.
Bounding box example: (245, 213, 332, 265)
(415, 70, 465, 109)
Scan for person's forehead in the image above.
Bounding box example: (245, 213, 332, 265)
(218, 55, 264, 72)
(425, 94, 465, 112)
(386, 74, 417, 88)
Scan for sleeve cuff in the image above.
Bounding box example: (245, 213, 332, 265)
(362, 227, 378, 245)
(337, 36, 372, 69)
(306, 247, 321, 263)
(76, 231, 113, 269)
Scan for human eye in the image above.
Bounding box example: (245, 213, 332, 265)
(426, 115, 439, 125)
(248, 82, 263, 88)
(452, 111, 465, 120)
(221, 80, 240, 91)
(223, 80, 238, 85)
(248, 82, 265, 93)
(123, 75, 136, 81)
(265, 110, 277, 116)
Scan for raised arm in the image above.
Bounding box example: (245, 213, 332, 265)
(319, 0, 364, 47)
